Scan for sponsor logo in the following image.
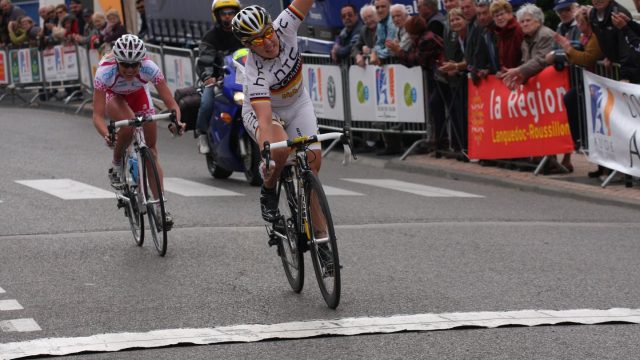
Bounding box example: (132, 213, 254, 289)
(589, 84, 613, 136)
(357, 80, 368, 104)
(327, 76, 336, 109)
(375, 67, 395, 106)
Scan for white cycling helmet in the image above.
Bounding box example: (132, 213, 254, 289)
(112, 34, 146, 63)
(231, 5, 272, 44)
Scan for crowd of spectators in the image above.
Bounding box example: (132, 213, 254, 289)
(330, 0, 640, 179)
(0, 0, 145, 54)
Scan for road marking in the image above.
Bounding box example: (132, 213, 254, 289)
(0, 319, 41, 333)
(1, 308, 639, 358)
(343, 179, 483, 198)
(163, 178, 242, 197)
(15, 179, 113, 200)
(0, 300, 23, 311)
(0, 287, 4, 294)
(322, 185, 363, 196)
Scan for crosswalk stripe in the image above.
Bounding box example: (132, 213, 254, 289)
(163, 178, 242, 197)
(0, 300, 23, 311)
(343, 179, 483, 198)
(0, 318, 41, 333)
(1, 308, 638, 357)
(15, 179, 113, 200)
(322, 185, 363, 196)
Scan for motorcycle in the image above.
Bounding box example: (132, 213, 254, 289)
(197, 49, 262, 186)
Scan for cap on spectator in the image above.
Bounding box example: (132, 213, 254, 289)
(553, 0, 577, 11)
(82, 8, 93, 17)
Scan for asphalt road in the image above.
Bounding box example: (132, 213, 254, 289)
(1, 108, 640, 359)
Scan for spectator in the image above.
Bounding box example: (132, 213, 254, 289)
(443, 0, 460, 12)
(8, 15, 39, 48)
(69, 0, 86, 36)
(439, 8, 469, 153)
(0, 0, 26, 46)
(460, 0, 490, 83)
(385, 4, 411, 57)
(548, 6, 604, 172)
(489, 0, 524, 75)
(136, 0, 148, 39)
(74, 9, 98, 48)
(500, 4, 554, 90)
(476, 0, 499, 73)
(101, 9, 127, 46)
(88, 13, 107, 49)
(370, 0, 397, 65)
(331, 4, 362, 63)
(553, 0, 580, 49)
(352, 4, 378, 68)
(417, 0, 445, 38)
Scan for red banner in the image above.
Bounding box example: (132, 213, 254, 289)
(467, 67, 574, 159)
(0, 51, 6, 84)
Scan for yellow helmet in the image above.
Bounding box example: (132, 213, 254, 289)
(212, 0, 241, 13)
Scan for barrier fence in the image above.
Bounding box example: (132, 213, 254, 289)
(0, 44, 638, 183)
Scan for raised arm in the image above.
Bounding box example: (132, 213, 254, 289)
(290, 0, 314, 18)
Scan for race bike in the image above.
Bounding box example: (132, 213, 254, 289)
(198, 48, 262, 186)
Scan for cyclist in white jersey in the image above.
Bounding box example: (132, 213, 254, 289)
(232, 0, 318, 222)
(92, 34, 185, 226)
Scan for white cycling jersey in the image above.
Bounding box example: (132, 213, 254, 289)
(241, 5, 319, 150)
(93, 53, 165, 95)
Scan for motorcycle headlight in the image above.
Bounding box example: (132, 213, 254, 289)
(233, 92, 245, 105)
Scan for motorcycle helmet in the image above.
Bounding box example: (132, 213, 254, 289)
(231, 5, 271, 44)
(211, 0, 241, 25)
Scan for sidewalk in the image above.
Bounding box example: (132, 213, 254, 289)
(4, 94, 640, 209)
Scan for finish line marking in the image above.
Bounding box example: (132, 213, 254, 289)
(1, 308, 640, 359)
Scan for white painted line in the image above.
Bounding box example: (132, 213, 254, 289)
(163, 178, 242, 197)
(322, 185, 363, 196)
(0, 287, 5, 294)
(15, 179, 113, 200)
(0, 318, 41, 333)
(1, 308, 639, 358)
(229, 173, 246, 181)
(343, 179, 483, 198)
(0, 300, 23, 311)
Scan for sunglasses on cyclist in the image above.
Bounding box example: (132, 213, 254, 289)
(247, 27, 275, 47)
(118, 61, 141, 69)
(218, 8, 237, 16)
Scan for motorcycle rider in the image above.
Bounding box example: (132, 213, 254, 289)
(195, 0, 244, 154)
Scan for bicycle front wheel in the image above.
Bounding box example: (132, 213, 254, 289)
(304, 173, 341, 309)
(121, 153, 144, 246)
(276, 166, 304, 293)
(140, 147, 168, 256)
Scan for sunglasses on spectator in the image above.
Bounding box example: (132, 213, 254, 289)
(247, 27, 275, 47)
(219, 9, 237, 16)
(118, 61, 141, 69)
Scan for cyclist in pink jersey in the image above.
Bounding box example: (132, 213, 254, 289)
(92, 34, 185, 225)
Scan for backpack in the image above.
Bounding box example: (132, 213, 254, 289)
(173, 86, 200, 132)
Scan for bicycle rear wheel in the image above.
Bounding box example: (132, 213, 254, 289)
(304, 173, 341, 309)
(121, 153, 144, 246)
(276, 166, 304, 293)
(140, 147, 168, 256)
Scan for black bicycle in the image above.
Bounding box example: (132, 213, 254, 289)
(262, 129, 356, 309)
(108, 111, 180, 256)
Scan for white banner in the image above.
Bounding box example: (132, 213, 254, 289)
(349, 64, 424, 123)
(43, 45, 79, 82)
(302, 64, 345, 121)
(164, 53, 194, 94)
(145, 45, 163, 97)
(77, 46, 91, 89)
(583, 70, 640, 177)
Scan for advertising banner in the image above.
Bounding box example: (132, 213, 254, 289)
(78, 46, 91, 89)
(467, 67, 574, 159)
(583, 71, 640, 177)
(146, 44, 163, 97)
(302, 64, 345, 121)
(163, 53, 194, 95)
(10, 48, 41, 84)
(43, 45, 79, 82)
(0, 50, 7, 84)
(349, 64, 424, 123)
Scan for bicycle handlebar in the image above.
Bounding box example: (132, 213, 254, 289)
(108, 110, 180, 144)
(261, 127, 357, 171)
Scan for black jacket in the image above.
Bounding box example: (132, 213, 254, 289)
(197, 24, 243, 81)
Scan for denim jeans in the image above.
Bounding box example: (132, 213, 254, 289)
(196, 86, 215, 134)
